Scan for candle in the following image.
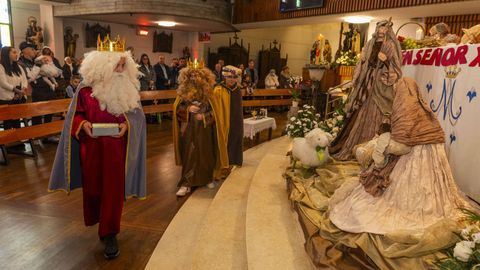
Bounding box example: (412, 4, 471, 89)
(415, 28, 424, 40)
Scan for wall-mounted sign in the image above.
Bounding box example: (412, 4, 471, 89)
(279, 0, 324, 12)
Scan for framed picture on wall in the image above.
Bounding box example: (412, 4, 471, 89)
(279, 0, 324, 12)
(198, 32, 211, 43)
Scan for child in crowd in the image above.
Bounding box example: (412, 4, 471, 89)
(35, 55, 62, 91)
(65, 75, 81, 98)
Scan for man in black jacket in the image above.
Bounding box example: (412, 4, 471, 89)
(153, 55, 171, 90)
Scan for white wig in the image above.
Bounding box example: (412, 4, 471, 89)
(79, 50, 142, 115)
(79, 50, 139, 88)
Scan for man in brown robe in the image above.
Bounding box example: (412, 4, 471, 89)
(173, 62, 230, 196)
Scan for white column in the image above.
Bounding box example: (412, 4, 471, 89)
(39, 4, 64, 63)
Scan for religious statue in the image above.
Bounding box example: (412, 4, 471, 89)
(25, 16, 43, 49)
(342, 23, 355, 52)
(323, 39, 332, 63)
(310, 34, 325, 65)
(352, 27, 361, 53)
(64, 26, 79, 58)
(182, 46, 191, 60)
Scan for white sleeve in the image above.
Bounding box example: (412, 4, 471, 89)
(0, 65, 15, 91)
(27, 66, 41, 82)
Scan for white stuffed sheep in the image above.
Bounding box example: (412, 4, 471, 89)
(291, 128, 333, 168)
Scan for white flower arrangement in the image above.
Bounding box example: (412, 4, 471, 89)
(334, 50, 359, 67)
(317, 112, 345, 139)
(285, 105, 322, 138)
(435, 209, 480, 269)
(285, 105, 346, 139)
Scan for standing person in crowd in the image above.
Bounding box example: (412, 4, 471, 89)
(279, 66, 292, 88)
(153, 55, 170, 90)
(244, 59, 258, 89)
(138, 54, 156, 91)
(215, 65, 244, 167)
(65, 74, 81, 98)
(18, 41, 40, 84)
(18, 42, 58, 142)
(175, 58, 187, 88)
(0, 47, 28, 131)
(265, 69, 279, 89)
(178, 57, 187, 70)
(217, 59, 225, 68)
(213, 63, 223, 84)
(169, 58, 179, 88)
(41, 46, 62, 71)
(238, 63, 245, 76)
(172, 61, 230, 196)
(49, 38, 146, 260)
(62, 56, 78, 81)
(41, 46, 64, 98)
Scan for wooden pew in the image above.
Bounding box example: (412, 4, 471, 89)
(0, 99, 71, 165)
(0, 89, 293, 165)
(139, 90, 177, 114)
(241, 88, 292, 107)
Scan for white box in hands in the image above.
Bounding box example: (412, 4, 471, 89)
(91, 123, 120, 137)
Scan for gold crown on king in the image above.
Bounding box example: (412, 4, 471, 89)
(444, 65, 461, 79)
(187, 59, 205, 69)
(97, 34, 126, 52)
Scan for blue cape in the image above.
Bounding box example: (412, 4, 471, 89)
(48, 85, 147, 199)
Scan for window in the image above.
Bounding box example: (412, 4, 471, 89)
(0, 0, 12, 47)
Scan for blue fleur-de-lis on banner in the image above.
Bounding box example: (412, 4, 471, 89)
(426, 82, 433, 93)
(449, 133, 457, 144)
(467, 88, 477, 103)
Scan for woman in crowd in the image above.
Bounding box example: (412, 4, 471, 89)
(138, 54, 156, 91)
(0, 46, 28, 130)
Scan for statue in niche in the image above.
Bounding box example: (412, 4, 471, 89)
(323, 39, 332, 63)
(310, 34, 325, 65)
(25, 16, 43, 49)
(64, 26, 79, 58)
(182, 46, 191, 60)
(352, 27, 362, 53)
(85, 23, 111, 48)
(153, 31, 173, 53)
(342, 23, 355, 52)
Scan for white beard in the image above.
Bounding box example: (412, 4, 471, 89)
(91, 72, 141, 116)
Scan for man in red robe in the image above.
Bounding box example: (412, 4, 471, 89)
(49, 38, 147, 260)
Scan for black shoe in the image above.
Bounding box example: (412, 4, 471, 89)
(103, 234, 120, 260)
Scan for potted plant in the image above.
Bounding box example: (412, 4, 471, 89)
(291, 89, 301, 107)
(289, 76, 303, 107)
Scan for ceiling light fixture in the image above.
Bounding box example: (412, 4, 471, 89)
(157, 21, 177, 27)
(343, 16, 373, 24)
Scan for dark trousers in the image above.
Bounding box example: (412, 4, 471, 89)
(0, 98, 26, 130)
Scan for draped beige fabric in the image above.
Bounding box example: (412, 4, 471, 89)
(391, 77, 445, 146)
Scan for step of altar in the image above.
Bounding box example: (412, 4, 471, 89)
(245, 153, 315, 270)
(145, 136, 293, 270)
(190, 136, 291, 270)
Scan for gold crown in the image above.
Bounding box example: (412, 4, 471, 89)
(187, 59, 205, 69)
(444, 65, 461, 79)
(97, 34, 126, 52)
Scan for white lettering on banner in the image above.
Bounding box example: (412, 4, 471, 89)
(402, 44, 480, 202)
